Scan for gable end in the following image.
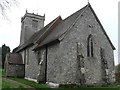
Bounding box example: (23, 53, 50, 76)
(88, 3, 115, 50)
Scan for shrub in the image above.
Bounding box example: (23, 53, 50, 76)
(115, 72, 120, 83)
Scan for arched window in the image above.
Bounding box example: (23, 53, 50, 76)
(87, 34, 94, 57)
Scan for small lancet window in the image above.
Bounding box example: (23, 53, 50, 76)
(87, 34, 94, 57)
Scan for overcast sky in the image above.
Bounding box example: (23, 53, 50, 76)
(0, 0, 118, 65)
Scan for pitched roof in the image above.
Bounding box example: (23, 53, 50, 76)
(15, 3, 115, 52)
(6, 53, 23, 64)
(34, 3, 115, 50)
(34, 4, 88, 50)
(15, 16, 62, 52)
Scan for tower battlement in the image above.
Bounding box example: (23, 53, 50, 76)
(21, 12, 45, 22)
(20, 11, 45, 45)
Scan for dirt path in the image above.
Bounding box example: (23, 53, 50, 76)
(3, 77, 37, 90)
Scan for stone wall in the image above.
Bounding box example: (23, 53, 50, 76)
(24, 46, 38, 80)
(46, 6, 115, 84)
(6, 63, 25, 77)
(37, 48, 47, 83)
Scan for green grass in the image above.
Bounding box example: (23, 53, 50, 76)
(1, 68, 120, 90)
(2, 77, 30, 89)
(1, 69, 4, 76)
(59, 84, 119, 90)
(1, 69, 30, 89)
(1, 68, 48, 89)
(9, 77, 49, 89)
(0, 68, 2, 89)
(0, 69, 2, 76)
(6, 77, 120, 90)
(2, 79, 25, 88)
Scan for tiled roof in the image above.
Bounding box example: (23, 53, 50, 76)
(6, 53, 23, 64)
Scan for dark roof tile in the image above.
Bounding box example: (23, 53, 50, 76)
(6, 53, 23, 64)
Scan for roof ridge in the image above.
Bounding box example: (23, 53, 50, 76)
(59, 4, 89, 41)
(63, 4, 89, 22)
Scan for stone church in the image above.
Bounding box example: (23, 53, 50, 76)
(14, 3, 115, 85)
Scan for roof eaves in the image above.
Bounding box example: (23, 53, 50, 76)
(15, 42, 33, 53)
(33, 39, 60, 51)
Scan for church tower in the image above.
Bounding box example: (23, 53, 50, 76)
(20, 11, 45, 45)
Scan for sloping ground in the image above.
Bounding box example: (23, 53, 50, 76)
(1, 68, 49, 89)
(7, 77, 120, 90)
(0, 55, 2, 68)
(2, 77, 48, 89)
(0, 69, 2, 89)
(2, 77, 34, 89)
(9, 77, 49, 89)
(2, 78, 120, 90)
(1, 68, 120, 90)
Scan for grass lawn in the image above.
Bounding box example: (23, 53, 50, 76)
(4, 77, 120, 90)
(2, 77, 49, 89)
(0, 68, 2, 89)
(1, 68, 48, 89)
(59, 84, 120, 90)
(1, 69, 31, 89)
(8, 77, 120, 90)
(9, 77, 49, 89)
(2, 78, 27, 88)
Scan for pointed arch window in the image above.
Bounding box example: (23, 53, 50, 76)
(87, 34, 94, 57)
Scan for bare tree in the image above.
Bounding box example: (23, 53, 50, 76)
(0, 0, 18, 19)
